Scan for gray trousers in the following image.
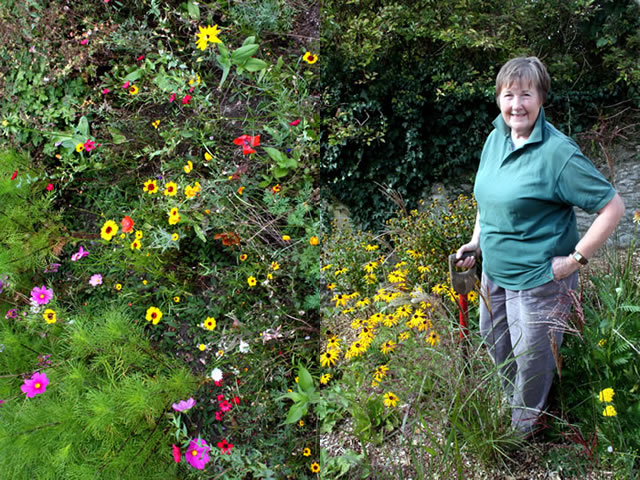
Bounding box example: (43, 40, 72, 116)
(479, 271, 578, 432)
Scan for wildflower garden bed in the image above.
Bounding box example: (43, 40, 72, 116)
(0, 1, 320, 478)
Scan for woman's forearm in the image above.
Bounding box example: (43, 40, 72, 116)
(574, 193, 625, 260)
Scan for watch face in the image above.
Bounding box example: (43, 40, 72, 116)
(573, 251, 588, 265)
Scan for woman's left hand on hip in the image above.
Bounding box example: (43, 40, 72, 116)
(551, 255, 580, 280)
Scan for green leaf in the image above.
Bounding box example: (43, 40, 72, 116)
(284, 403, 307, 424)
(108, 127, 127, 144)
(279, 391, 304, 402)
(231, 44, 260, 65)
(243, 36, 256, 46)
(193, 224, 206, 243)
(244, 58, 268, 72)
(272, 167, 290, 179)
(123, 69, 143, 83)
(297, 365, 314, 392)
(77, 116, 89, 137)
(187, 0, 200, 19)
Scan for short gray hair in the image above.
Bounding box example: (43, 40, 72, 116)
(495, 56, 550, 106)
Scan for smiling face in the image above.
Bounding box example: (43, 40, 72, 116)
(498, 81, 543, 141)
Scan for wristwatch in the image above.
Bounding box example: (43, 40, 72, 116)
(571, 250, 588, 266)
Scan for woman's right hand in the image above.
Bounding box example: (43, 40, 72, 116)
(455, 242, 479, 269)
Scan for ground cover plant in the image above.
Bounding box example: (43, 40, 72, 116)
(319, 194, 640, 478)
(0, 0, 320, 478)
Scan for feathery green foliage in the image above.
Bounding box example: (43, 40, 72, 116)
(0, 305, 197, 479)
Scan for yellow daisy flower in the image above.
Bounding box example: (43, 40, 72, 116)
(303, 52, 318, 64)
(195, 24, 222, 51)
(43, 309, 57, 324)
(143, 179, 158, 194)
(100, 220, 118, 241)
(204, 316, 216, 331)
(145, 306, 163, 325)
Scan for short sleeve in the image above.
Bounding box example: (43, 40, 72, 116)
(555, 152, 616, 214)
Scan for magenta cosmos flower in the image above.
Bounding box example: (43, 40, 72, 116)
(184, 438, 210, 470)
(89, 274, 103, 287)
(30, 285, 53, 305)
(172, 397, 196, 412)
(71, 245, 89, 262)
(21, 372, 49, 398)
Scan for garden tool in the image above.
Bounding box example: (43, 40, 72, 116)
(448, 252, 477, 340)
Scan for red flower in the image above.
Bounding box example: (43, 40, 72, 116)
(10, 170, 17, 181)
(84, 139, 96, 152)
(214, 380, 223, 387)
(289, 119, 301, 126)
(80, 38, 89, 45)
(169, 93, 176, 102)
(232, 396, 240, 405)
(217, 394, 225, 402)
(121, 215, 134, 233)
(215, 410, 224, 421)
(137, 54, 145, 61)
(122, 81, 130, 89)
(182, 94, 192, 105)
(219, 400, 232, 412)
(233, 135, 260, 155)
(102, 88, 110, 94)
(217, 439, 233, 455)
(46, 183, 54, 191)
(171, 444, 181, 463)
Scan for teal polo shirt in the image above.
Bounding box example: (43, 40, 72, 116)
(474, 108, 615, 290)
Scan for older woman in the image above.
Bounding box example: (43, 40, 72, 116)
(456, 56, 624, 436)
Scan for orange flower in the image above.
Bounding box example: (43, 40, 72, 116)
(309, 236, 319, 246)
(233, 135, 260, 155)
(121, 216, 134, 233)
(271, 184, 281, 194)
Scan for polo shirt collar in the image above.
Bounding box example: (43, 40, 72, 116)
(492, 107, 546, 145)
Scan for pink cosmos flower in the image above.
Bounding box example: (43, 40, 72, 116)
(172, 397, 196, 412)
(21, 372, 49, 398)
(122, 81, 130, 89)
(30, 285, 53, 305)
(5, 309, 18, 319)
(80, 38, 89, 45)
(29, 46, 36, 53)
(169, 93, 176, 103)
(71, 246, 89, 262)
(184, 438, 210, 470)
(172, 444, 181, 463)
(89, 274, 103, 287)
(102, 88, 110, 94)
(182, 94, 192, 105)
(84, 139, 96, 152)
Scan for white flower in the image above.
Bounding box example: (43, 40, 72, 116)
(211, 368, 223, 382)
(30, 305, 42, 314)
(607, 446, 614, 453)
(238, 340, 250, 353)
